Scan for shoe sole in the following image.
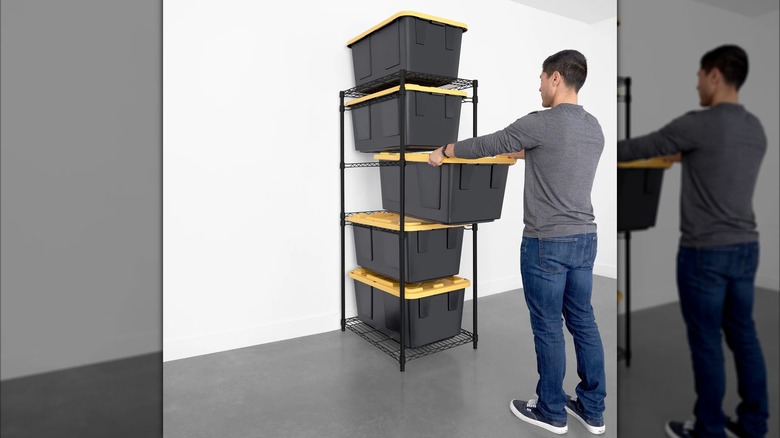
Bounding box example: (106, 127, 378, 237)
(664, 422, 681, 438)
(509, 401, 568, 435)
(565, 405, 606, 435)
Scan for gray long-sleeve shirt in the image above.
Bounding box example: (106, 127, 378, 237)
(454, 103, 604, 238)
(617, 103, 766, 247)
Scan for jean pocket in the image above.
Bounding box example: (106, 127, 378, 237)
(739, 243, 759, 279)
(583, 235, 598, 268)
(697, 247, 737, 286)
(539, 237, 577, 273)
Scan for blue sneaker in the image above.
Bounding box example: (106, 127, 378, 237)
(665, 420, 696, 438)
(509, 399, 567, 435)
(565, 395, 605, 434)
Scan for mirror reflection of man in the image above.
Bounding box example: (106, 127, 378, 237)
(617, 45, 768, 438)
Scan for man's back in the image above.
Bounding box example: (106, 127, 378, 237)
(522, 103, 604, 238)
(678, 104, 765, 246)
(618, 103, 766, 246)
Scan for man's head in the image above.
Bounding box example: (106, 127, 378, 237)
(539, 49, 587, 108)
(697, 45, 748, 106)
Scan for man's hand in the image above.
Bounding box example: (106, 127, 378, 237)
(658, 152, 682, 163)
(428, 147, 445, 166)
(499, 150, 525, 159)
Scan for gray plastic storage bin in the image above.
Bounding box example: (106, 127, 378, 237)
(349, 267, 468, 348)
(350, 212, 464, 282)
(376, 153, 517, 224)
(346, 84, 466, 153)
(617, 159, 672, 232)
(347, 11, 467, 91)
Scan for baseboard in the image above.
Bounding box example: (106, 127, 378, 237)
(163, 313, 342, 362)
(464, 275, 522, 300)
(756, 274, 780, 291)
(594, 263, 617, 279)
(164, 275, 526, 362)
(164, 272, 617, 362)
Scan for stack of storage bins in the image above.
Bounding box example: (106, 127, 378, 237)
(348, 213, 469, 348)
(345, 12, 515, 348)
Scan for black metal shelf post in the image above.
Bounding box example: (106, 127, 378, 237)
(471, 79, 479, 349)
(398, 70, 407, 371)
(618, 76, 632, 366)
(339, 72, 480, 371)
(340, 90, 346, 333)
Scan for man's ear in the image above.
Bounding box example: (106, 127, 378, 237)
(552, 71, 561, 85)
(708, 68, 721, 84)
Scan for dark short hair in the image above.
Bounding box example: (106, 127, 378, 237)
(700, 45, 748, 90)
(542, 49, 587, 92)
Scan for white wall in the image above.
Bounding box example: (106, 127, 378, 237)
(163, 0, 617, 361)
(617, 0, 780, 313)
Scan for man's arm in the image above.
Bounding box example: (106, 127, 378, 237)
(499, 150, 526, 159)
(428, 112, 544, 166)
(617, 132, 680, 161)
(617, 112, 697, 162)
(429, 143, 525, 166)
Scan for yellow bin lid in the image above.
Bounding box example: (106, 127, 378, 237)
(375, 152, 517, 165)
(349, 212, 463, 231)
(347, 11, 468, 47)
(349, 267, 470, 299)
(345, 84, 467, 107)
(618, 158, 673, 169)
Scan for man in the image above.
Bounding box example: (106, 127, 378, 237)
(617, 45, 768, 438)
(429, 49, 607, 435)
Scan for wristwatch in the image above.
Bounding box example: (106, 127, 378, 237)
(441, 145, 450, 158)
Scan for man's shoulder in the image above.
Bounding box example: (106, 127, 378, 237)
(524, 106, 580, 119)
(665, 109, 709, 129)
(514, 110, 547, 125)
(675, 105, 761, 127)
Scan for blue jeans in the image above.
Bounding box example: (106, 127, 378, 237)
(677, 243, 768, 438)
(520, 233, 606, 424)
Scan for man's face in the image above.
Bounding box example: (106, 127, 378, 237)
(539, 71, 553, 108)
(697, 68, 714, 107)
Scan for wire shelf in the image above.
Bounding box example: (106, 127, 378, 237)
(348, 221, 399, 235)
(343, 72, 474, 97)
(344, 161, 399, 168)
(344, 211, 400, 234)
(345, 90, 472, 111)
(345, 210, 386, 219)
(345, 317, 474, 362)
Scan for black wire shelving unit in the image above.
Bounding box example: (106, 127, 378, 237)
(340, 70, 480, 371)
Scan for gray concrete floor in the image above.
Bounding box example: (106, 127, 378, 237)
(163, 276, 618, 438)
(617, 288, 779, 438)
(3, 284, 774, 438)
(0, 352, 162, 438)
